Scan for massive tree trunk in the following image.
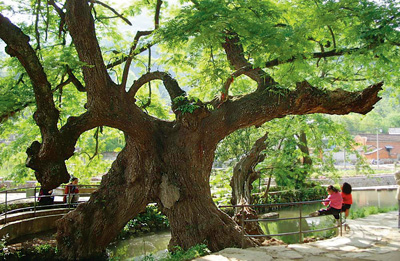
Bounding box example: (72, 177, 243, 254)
(229, 132, 268, 241)
(56, 128, 256, 259)
(230, 132, 268, 207)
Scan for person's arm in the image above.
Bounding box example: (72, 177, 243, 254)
(322, 195, 331, 206)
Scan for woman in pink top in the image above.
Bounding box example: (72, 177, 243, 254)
(310, 185, 343, 220)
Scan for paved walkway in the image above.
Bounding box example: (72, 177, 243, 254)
(197, 211, 400, 260)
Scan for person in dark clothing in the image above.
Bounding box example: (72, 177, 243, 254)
(38, 188, 54, 205)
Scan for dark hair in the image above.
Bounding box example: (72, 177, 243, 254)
(342, 182, 352, 194)
(70, 177, 78, 182)
(327, 185, 339, 193)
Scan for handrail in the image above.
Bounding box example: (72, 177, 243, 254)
(0, 185, 99, 225)
(219, 200, 342, 246)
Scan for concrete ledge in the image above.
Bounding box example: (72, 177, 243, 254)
(0, 214, 65, 242)
(0, 208, 70, 225)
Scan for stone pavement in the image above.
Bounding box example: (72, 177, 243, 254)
(196, 211, 400, 260)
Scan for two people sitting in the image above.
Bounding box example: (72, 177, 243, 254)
(310, 183, 353, 222)
(38, 177, 80, 205)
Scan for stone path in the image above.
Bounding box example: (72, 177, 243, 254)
(196, 211, 400, 260)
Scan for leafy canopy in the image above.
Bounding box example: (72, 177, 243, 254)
(0, 0, 399, 183)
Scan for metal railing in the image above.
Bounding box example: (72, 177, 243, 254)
(0, 185, 99, 225)
(219, 200, 343, 246)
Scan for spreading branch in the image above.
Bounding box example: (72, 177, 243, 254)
(155, 0, 162, 29)
(106, 43, 155, 69)
(264, 48, 360, 68)
(205, 81, 383, 143)
(66, 66, 86, 92)
(121, 0, 163, 90)
(48, 0, 66, 38)
(34, 0, 42, 50)
(65, 0, 113, 103)
(221, 65, 252, 102)
(52, 66, 86, 93)
(91, 0, 132, 25)
(128, 71, 185, 101)
(222, 33, 277, 93)
(327, 25, 337, 49)
(121, 30, 153, 89)
(0, 14, 59, 130)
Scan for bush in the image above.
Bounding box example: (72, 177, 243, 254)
(163, 244, 210, 261)
(118, 204, 169, 239)
(349, 205, 398, 220)
(253, 185, 327, 209)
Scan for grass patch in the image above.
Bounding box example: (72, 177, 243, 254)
(136, 244, 210, 261)
(349, 205, 399, 219)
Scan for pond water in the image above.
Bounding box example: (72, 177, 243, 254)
(109, 189, 397, 259)
(107, 231, 170, 260)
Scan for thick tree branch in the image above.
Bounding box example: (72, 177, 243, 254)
(0, 13, 59, 132)
(155, 0, 162, 29)
(66, 66, 86, 92)
(222, 33, 277, 93)
(65, 0, 112, 105)
(222, 33, 263, 85)
(231, 131, 269, 206)
(121, 30, 153, 89)
(264, 48, 360, 68)
(52, 67, 86, 93)
(128, 71, 185, 101)
(121, 0, 163, 90)
(205, 81, 383, 143)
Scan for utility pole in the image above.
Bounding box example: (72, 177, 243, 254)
(376, 129, 382, 169)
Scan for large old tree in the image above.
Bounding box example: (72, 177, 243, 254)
(0, 0, 399, 259)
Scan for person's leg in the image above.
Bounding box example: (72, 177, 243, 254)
(319, 208, 333, 216)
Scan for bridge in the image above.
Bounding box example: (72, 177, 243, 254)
(0, 185, 98, 241)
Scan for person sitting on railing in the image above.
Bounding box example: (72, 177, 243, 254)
(341, 182, 352, 218)
(63, 177, 80, 204)
(310, 185, 343, 221)
(38, 188, 54, 205)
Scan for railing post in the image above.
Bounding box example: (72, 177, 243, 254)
(241, 206, 245, 249)
(68, 185, 71, 210)
(34, 187, 37, 215)
(5, 190, 8, 224)
(299, 203, 303, 243)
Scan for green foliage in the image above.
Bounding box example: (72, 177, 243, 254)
(253, 186, 327, 207)
(33, 244, 54, 254)
(1, 0, 399, 186)
(215, 114, 370, 194)
(0, 202, 32, 213)
(158, 0, 400, 100)
(172, 96, 200, 114)
(0, 234, 9, 250)
(118, 204, 169, 239)
(348, 205, 399, 220)
(210, 168, 233, 205)
(332, 93, 400, 135)
(164, 244, 210, 261)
